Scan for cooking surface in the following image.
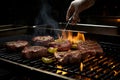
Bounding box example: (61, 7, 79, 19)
(0, 37, 120, 80)
(0, 26, 120, 80)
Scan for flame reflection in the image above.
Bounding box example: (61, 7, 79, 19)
(56, 65, 67, 75)
(80, 62, 84, 71)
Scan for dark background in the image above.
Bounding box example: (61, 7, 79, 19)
(0, 0, 120, 26)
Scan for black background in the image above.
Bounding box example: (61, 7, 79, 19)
(0, 0, 120, 25)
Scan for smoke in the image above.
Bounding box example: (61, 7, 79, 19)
(35, 0, 59, 29)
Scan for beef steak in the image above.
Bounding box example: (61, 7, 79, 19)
(54, 40, 103, 64)
(49, 39, 72, 51)
(5, 40, 29, 51)
(32, 36, 54, 47)
(22, 46, 48, 59)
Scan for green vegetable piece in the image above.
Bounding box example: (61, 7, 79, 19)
(41, 57, 53, 64)
(71, 43, 77, 49)
(48, 47, 57, 54)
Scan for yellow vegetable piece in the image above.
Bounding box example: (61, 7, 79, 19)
(41, 57, 53, 64)
(48, 47, 58, 54)
(71, 43, 77, 49)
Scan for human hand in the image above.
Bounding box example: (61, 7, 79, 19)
(66, 0, 95, 25)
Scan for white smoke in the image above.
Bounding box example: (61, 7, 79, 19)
(35, 0, 59, 29)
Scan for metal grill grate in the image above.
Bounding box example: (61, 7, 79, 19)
(0, 41, 120, 80)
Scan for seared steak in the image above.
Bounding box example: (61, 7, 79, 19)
(54, 50, 82, 64)
(32, 36, 54, 47)
(54, 40, 103, 64)
(5, 40, 29, 51)
(49, 39, 72, 51)
(77, 40, 103, 58)
(22, 46, 48, 59)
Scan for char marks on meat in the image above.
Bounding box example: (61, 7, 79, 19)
(77, 40, 103, 58)
(32, 36, 54, 47)
(5, 40, 29, 51)
(54, 40, 103, 64)
(22, 46, 48, 59)
(54, 50, 82, 64)
(49, 39, 72, 51)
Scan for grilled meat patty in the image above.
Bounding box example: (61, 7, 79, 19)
(77, 40, 103, 58)
(5, 40, 29, 51)
(54, 40, 103, 64)
(54, 50, 82, 64)
(32, 36, 54, 47)
(49, 39, 72, 51)
(22, 46, 48, 59)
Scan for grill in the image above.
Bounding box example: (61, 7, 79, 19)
(0, 24, 120, 80)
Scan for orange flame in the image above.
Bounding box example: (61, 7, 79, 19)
(80, 62, 84, 71)
(60, 30, 85, 43)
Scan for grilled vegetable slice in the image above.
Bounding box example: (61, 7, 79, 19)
(71, 43, 78, 49)
(41, 57, 53, 64)
(48, 47, 57, 54)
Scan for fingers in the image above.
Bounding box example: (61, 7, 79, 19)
(66, 8, 80, 25)
(66, 3, 75, 21)
(66, 0, 81, 25)
(66, 0, 96, 25)
(66, 3, 80, 25)
(71, 17, 80, 25)
(71, 9, 80, 25)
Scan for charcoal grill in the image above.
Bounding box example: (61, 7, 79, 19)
(0, 24, 120, 80)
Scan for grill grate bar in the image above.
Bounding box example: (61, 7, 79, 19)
(0, 41, 119, 80)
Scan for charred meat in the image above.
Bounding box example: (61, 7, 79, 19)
(22, 46, 48, 59)
(5, 40, 29, 51)
(49, 39, 72, 51)
(54, 50, 82, 64)
(77, 40, 103, 58)
(32, 36, 54, 47)
(54, 40, 103, 64)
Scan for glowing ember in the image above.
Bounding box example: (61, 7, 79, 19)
(116, 19, 120, 22)
(60, 30, 85, 43)
(114, 70, 118, 76)
(56, 65, 67, 75)
(56, 65, 62, 69)
(80, 62, 84, 71)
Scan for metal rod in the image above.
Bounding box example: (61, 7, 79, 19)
(59, 22, 118, 28)
(64, 16, 73, 30)
(75, 23, 118, 28)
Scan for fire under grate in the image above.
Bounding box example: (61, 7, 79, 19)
(0, 40, 120, 80)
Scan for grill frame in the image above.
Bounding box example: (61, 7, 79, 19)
(0, 25, 120, 80)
